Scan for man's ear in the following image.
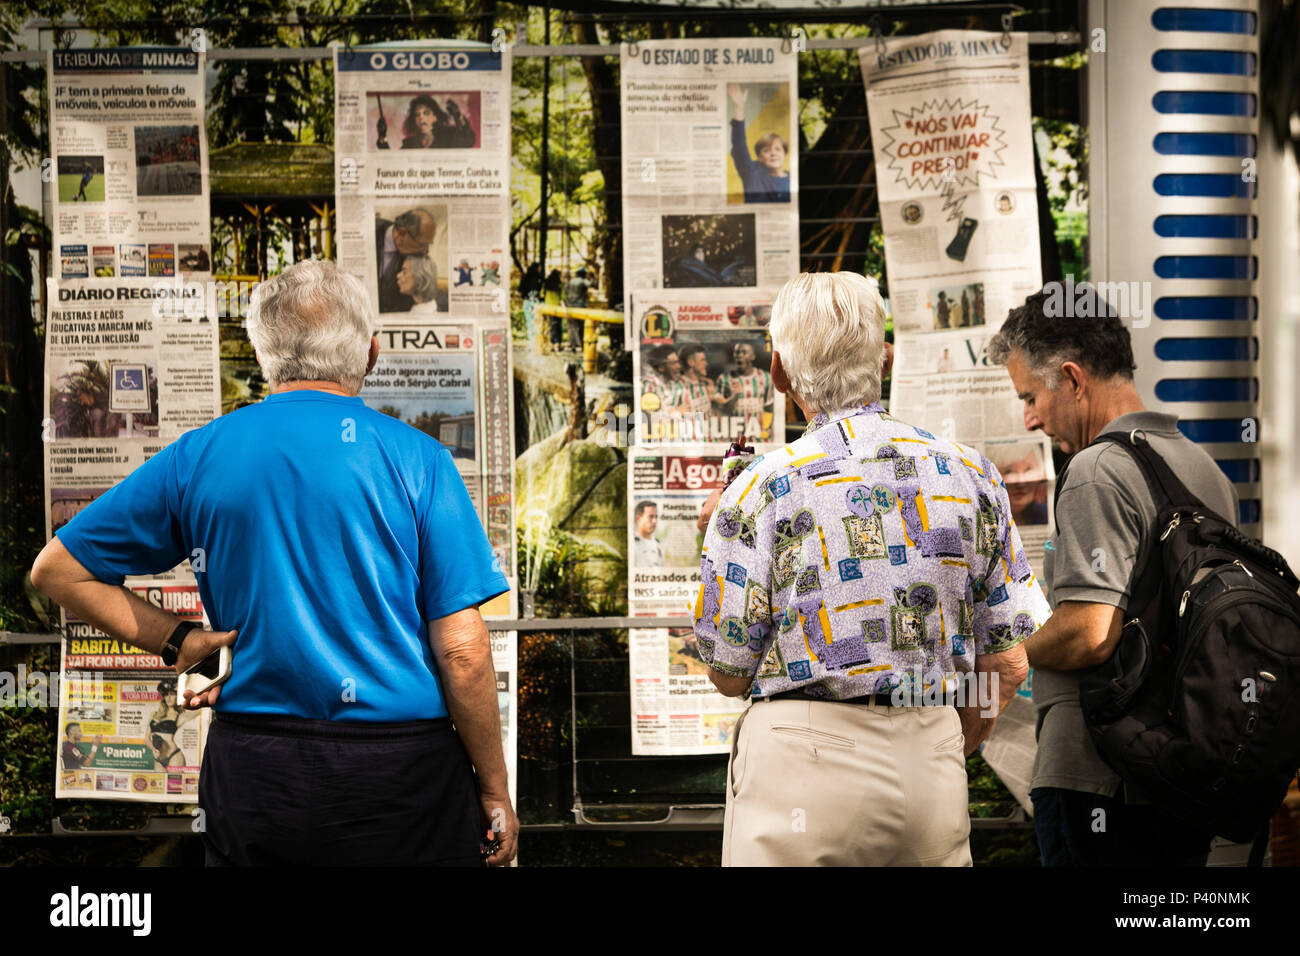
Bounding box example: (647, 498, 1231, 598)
(1060, 360, 1086, 399)
(882, 341, 894, 381)
(366, 335, 380, 375)
(771, 350, 792, 395)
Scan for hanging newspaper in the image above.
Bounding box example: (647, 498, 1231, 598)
(859, 30, 1042, 336)
(630, 290, 784, 446)
(861, 31, 1052, 571)
(334, 42, 511, 321)
(628, 444, 745, 754)
(56, 578, 211, 802)
(359, 319, 517, 617)
(45, 277, 220, 802)
(48, 47, 211, 281)
(620, 38, 800, 341)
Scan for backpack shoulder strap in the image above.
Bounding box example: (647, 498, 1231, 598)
(1085, 430, 1206, 512)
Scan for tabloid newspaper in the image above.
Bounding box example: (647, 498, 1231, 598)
(619, 38, 800, 341)
(45, 278, 220, 802)
(48, 47, 211, 282)
(334, 43, 512, 322)
(629, 445, 755, 755)
(630, 290, 785, 446)
(358, 319, 517, 616)
(860, 31, 1054, 571)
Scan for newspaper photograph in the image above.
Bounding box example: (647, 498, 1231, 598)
(859, 31, 1042, 335)
(334, 44, 511, 320)
(620, 38, 800, 331)
(48, 48, 211, 280)
(631, 291, 784, 446)
(55, 579, 211, 803)
(358, 319, 516, 615)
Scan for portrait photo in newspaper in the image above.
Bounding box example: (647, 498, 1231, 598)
(366, 89, 481, 150)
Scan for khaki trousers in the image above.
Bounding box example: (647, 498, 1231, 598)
(721, 698, 972, 867)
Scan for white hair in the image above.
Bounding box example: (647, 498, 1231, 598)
(402, 255, 438, 303)
(769, 272, 887, 413)
(245, 259, 375, 394)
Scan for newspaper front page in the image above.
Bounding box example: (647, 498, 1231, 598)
(628, 444, 747, 755)
(620, 38, 800, 339)
(48, 48, 211, 281)
(45, 278, 220, 802)
(359, 319, 517, 616)
(334, 43, 511, 322)
(862, 31, 1053, 572)
(859, 31, 1042, 336)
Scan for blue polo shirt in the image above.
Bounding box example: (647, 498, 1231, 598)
(56, 390, 509, 722)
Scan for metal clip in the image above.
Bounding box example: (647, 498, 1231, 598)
(1233, 560, 1254, 579)
(870, 15, 887, 55)
(627, 40, 640, 58)
(1001, 11, 1014, 48)
(1160, 514, 1181, 541)
(1178, 589, 1191, 617)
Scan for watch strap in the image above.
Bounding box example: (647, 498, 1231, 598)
(160, 619, 200, 667)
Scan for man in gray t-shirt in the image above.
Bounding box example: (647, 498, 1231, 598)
(989, 287, 1237, 866)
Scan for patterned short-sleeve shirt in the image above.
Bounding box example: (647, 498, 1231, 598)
(693, 403, 1050, 701)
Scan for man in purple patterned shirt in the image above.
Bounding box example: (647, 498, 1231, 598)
(694, 272, 1050, 866)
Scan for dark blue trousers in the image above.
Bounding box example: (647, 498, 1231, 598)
(199, 712, 481, 866)
(1030, 786, 1212, 867)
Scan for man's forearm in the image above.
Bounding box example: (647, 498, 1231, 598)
(1023, 601, 1122, 670)
(432, 618, 510, 795)
(32, 540, 179, 654)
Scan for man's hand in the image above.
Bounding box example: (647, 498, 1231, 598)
(478, 787, 520, 867)
(957, 643, 1029, 756)
(428, 607, 518, 865)
(176, 628, 238, 710)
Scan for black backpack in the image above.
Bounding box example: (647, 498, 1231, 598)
(1054, 429, 1300, 847)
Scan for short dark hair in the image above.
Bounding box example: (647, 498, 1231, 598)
(634, 500, 657, 519)
(394, 208, 433, 237)
(649, 344, 677, 373)
(65, 722, 80, 735)
(988, 285, 1136, 388)
(679, 344, 706, 364)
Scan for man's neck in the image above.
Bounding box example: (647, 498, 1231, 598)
(1085, 382, 1146, 444)
(272, 381, 355, 397)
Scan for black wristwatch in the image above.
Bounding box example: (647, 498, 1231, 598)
(160, 620, 200, 667)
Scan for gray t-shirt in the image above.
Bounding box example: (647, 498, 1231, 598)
(1031, 410, 1239, 796)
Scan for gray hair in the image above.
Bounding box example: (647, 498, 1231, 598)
(769, 272, 887, 414)
(245, 259, 375, 394)
(403, 255, 438, 303)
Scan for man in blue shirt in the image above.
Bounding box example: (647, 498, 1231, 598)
(32, 259, 516, 866)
